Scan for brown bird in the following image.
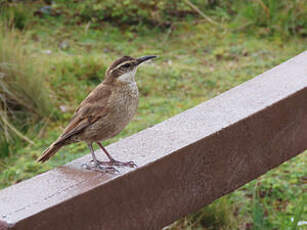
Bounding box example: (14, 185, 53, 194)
(37, 55, 157, 172)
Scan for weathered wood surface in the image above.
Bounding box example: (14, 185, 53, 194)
(0, 51, 306, 230)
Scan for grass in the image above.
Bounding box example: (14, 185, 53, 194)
(0, 1, 306, 229)
(0, 26, 53, 159)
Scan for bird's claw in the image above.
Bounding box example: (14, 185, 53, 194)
(122, 160, 137, 168)
(107, 160, 137, 168)
(96, 164, 119, 174)
(88, 159, 137, 168)
(82, 161, 119, 174)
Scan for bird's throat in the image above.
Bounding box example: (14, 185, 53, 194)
(117, 69, 136, 83)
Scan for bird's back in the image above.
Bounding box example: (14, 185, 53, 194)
(69, 81, 139, 143)
(38, 54, 155, 163)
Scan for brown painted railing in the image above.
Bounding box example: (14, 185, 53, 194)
(0, 51, 307, 230)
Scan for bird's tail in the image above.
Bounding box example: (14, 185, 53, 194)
(37, 142, 64, 163)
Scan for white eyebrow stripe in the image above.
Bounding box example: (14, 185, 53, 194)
(110, 61, 133, 73)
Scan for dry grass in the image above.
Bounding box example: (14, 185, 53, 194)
(0, 26, 52, 146)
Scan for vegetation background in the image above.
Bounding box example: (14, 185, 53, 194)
(0, 0, 306, 229)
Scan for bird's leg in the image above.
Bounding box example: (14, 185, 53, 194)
(83, 143, 118, 173)
(89, 143, 99, 165)
(96, 142, 137, 168)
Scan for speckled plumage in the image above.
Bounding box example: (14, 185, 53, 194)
(37, 55, 155, 163)
(76, 81, 139, 143)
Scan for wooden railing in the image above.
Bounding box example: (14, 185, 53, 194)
(0, 51, 306, 230)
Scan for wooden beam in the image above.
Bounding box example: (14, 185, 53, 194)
(1, 51, 307, 230)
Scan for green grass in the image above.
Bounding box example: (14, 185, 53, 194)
(0, 1, 306, 229)
(163, 153, 306, 230)
(0, 26, 53, 159)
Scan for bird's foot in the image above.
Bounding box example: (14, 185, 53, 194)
(82, 161, 119, 174)
(110, 160, 137, 168)
(96, 159, 137, 168)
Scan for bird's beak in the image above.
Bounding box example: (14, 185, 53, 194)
(136, 55, 157, 66)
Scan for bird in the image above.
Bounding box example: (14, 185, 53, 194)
(37, 55, 157, 172)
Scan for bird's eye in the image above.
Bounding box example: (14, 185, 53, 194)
(122, 63, 131, 68)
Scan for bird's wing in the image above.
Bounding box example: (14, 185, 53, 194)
(55, 84, 112, 143)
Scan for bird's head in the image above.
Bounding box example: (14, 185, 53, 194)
(105, 55, 156, 84)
